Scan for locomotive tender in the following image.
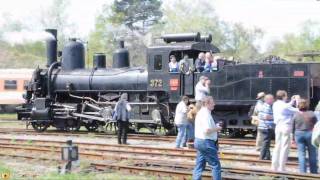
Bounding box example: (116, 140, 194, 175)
(17, 29, 320, 137)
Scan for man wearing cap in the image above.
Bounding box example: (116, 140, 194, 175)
(195, 76, 211, 110)
(251, 92, 266, 151)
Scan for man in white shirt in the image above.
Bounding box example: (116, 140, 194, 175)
(195, 76, 210, 109)
(174, 96, 189, 148)
(271, 90, 299, 172)
(193, 96, 222, 180)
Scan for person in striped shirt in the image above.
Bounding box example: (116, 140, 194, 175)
(257, 94, 274, 160)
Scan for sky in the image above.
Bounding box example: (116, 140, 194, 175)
(0, 0, 320, 51)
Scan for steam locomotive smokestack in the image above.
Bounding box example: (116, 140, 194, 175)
(45, 29, 58, 67)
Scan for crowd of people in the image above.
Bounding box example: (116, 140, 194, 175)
(174, 75, 221, 179)
(168, 52, 221, 73)
(252, 90, 320, 174)
(174, 77, 320, 179)
(112, 75, 320, 179)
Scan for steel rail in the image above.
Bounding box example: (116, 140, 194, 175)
(0, 138, 298, 167)
(0, 141, 317, 180)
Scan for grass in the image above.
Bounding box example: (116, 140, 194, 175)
(37, 172, 167, 180)
(0, 113, 26, 129)
(0, 113, 17, 120)
(0, 159, 170, 180)
(0, 122, 25, 129)
(0, 162, 13, 180)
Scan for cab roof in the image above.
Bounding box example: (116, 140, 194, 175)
(148, 41, 220, 53)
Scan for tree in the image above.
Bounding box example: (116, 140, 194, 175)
(88, 14, 119, 67)
(153, 0, 228, 47)
(267, 20, 320, 62)
(89, 0, 265, 66)
(153, 0, 263, 61)
(88, 0, 162, 67)
(109, 0, 163, 34)
(39, 0, 75, 47)
(223, 23, 264, 61)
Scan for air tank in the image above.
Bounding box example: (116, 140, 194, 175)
(162, 32, 201, 43)
(45, 29, 57, 67)
(62, 38, 85, 70)
(93, 53, 106, 68)
(112, 41, 130, 68)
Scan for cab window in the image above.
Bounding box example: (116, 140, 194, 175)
(4, 80, 17, 90)
(154, 55, 162, 71)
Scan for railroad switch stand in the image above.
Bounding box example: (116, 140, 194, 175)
(59, 140, 79, 174)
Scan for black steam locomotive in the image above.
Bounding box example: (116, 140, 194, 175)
(17, 29, 320, 137)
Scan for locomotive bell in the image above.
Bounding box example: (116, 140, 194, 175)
(62, 38, 85, 70)
(112, 40, 130, 68)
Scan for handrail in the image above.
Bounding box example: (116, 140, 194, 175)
(311, 78, 314, 98)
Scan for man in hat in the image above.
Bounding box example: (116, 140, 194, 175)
(251, 92, 266, 151)
(195, 76, 211, 110)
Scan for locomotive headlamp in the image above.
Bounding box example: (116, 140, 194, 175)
(61, 140, 78, 161)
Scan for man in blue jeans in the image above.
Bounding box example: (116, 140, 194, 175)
(193, 96, 222, 180)
(174, 96, 189, 148)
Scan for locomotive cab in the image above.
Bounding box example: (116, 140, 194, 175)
(147, 33, 220, 104)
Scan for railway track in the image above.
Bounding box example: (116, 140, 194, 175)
(92, 162, 320, 180)
(0, 137, 298, 167)
(0, 138, 317, 180)
(0, 128, 285, 149)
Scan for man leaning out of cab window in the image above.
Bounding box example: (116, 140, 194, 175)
(203, 52, 212, 72)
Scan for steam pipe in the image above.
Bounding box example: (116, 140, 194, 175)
(47, 61, 60, 99)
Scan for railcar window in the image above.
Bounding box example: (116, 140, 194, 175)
(154, 55, 162, 71)
(4, 80, 17, 90)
